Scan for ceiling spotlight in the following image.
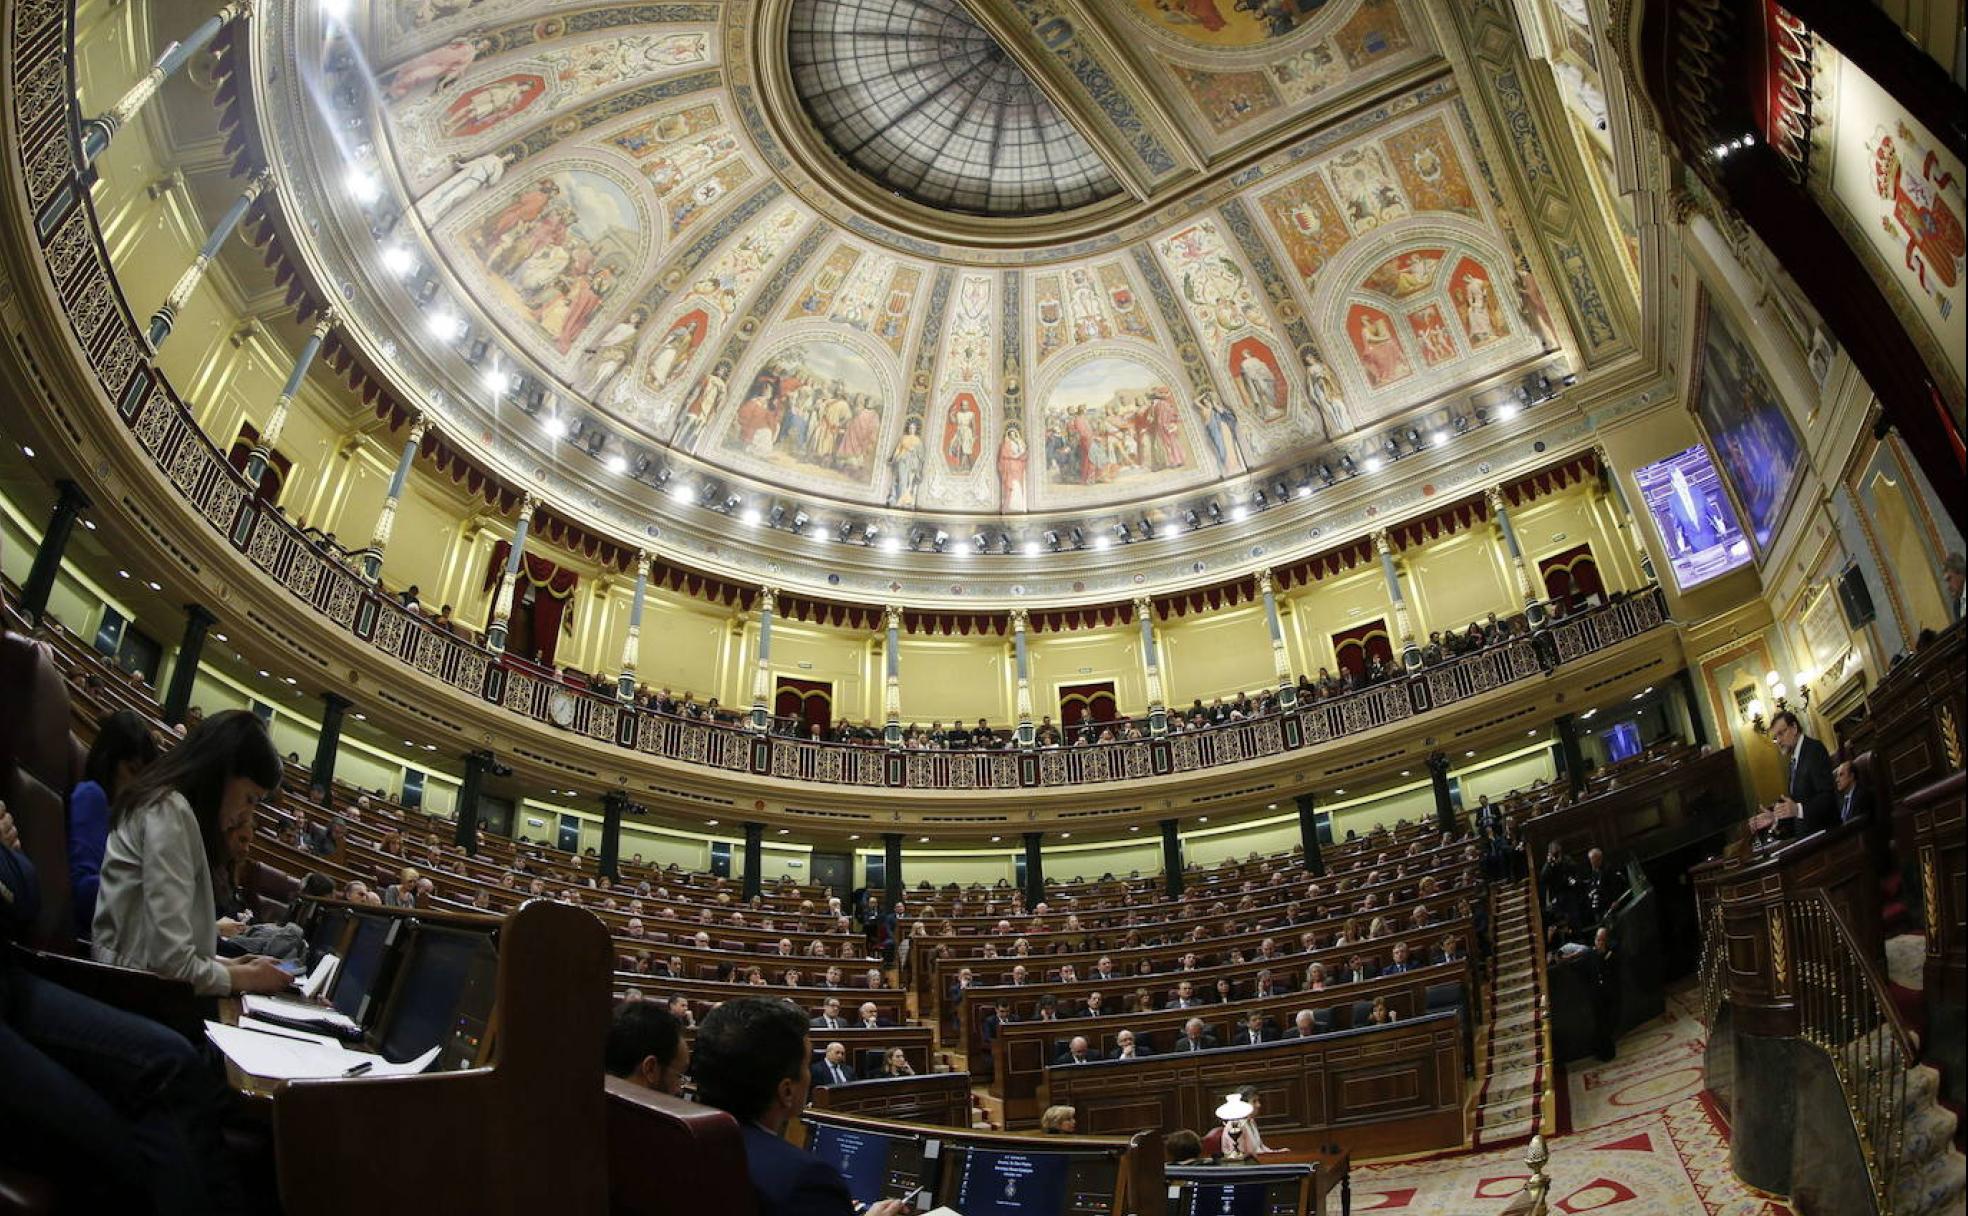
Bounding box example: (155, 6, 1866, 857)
(836, 520, 856, 543)
(426, 311, 465, 341)
(741, 507, 762, 527)
(1112, 523, 1132, 545)
(1184, 509, 1202, 530)
(880, 535, 901, 554)
(972, 532, 990, 553)
(1318, 462, 1336, 485)
(1024, 539, 1043, 557)
(1495, 401, 1520, 421)
(932, 529, 948, 552)
(997, 532, 1014, 555)
(1405, 427, 1424, 452)
(1339, 455, 1357, 476)
(808, 521, 831, 541)
(791, 509, 809, 532)
(861, 523, 880, 545)
(381, 244, 416, 276)
(1429, 430, 1448, 448)
(1205, 500, 1222, 523)
(345, 168, 380, 203)
(767, 505, 787, 528)
(1137, 515, 1155, 540)
(1384, 437, 1403, 460)
(480, 367, 512, 394)
(1042, 530, 1060, 552)
(1228, 503, 1249, 523)
(542, 415, 568, 441)
(605, 453, 628, 474)
(1452, 414, 1471, 434)
(1068, 527, 1085, 550)
(632, 454, 653, 478)
(1092, 533, 1111, 552)
(1363, 455, 1384, 474)
(667, 483, 693, 505)
(721, 495, 741, 514)
(1296, 481, 1314, 498)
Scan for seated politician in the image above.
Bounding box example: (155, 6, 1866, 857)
(692, 998, 907, 1216)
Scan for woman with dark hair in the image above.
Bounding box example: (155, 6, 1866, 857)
(90, 710, 292, 996)
(66, 709, 157, 937)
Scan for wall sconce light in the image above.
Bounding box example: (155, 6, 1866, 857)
(1744, 669, 1811, 734)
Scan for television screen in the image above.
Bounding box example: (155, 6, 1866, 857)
(1630, 445, 1753, 591)
(1603, 721, 1642, 764)
(950, 1147, 1071, 1216)
(806, 1123, 927, 1207)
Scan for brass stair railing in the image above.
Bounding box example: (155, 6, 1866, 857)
(1791, 889, 1916, 1215)
(1695, 897, 1728, 1031)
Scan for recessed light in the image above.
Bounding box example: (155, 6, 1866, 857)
(258, 669, 270, 678)
(1334, 789, 1345, 795)
(740, 507, 761, 526)
(1363, 455, 1384, 474)
(1465, 750, 1476, 757)
(354, 712, 366, 721)
(1429, 431, 1448, 448)
(881, 535, 902, 554)
(848, 834, 860, 840)
(989, 835, 1000, 842)
(1198, 816, 1208, 823)
(918, 836, 929, 843)
(1527, 729, 1538, 736)
(214, 633, 228, 642)
(1229, 504, 1249, 523)
(1091, 535, 1111, 552)
(283, 676, 297, 685)
(1495, 402, 1520, 421)
(777, 827, 790, 834)
(381, 244, 416, 277)
(706, 819, 719, 826)
(146, 581, 161, 592)
(542, 415, 568, 438)
(345, 167, 380, 203)
(1400, 769, 1411, 777)
(1267, 802, 1277, 810)
(20, 445, 34, 458)
(1060, 832, 1071, 838)
(1129, 825, 1140, 831)
(606, 453, 628, 474)
(82, 519, 97, 530)
(118, 569, 129, 578)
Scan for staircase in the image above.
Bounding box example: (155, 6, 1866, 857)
(1473, 881, 1548, 1147)
(1890, 1061, 1966, 1215)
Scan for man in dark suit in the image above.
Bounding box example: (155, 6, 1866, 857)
(1232, 1013, 1271, 1047)
(855, 1002, 888, 1030)
(1581, 848, 1625, 923)
(1379, 942, 1417, 975)
(1341, 954, 1376, 984)
(1053, 1036, 1093, 1066)
(1167, 980, 1201, 1009)
(1252, 969, 1288, 999)
(693, 999, 908, 1216)
(811, 1041, 857, 1088)
(1107, 1029, 1149, 1059)
(1751, 711, 1837, 837)
(1173, 1018, 1218, 1051)
(1833, 761, 1874, 825)
(811, 997, 845, 1032)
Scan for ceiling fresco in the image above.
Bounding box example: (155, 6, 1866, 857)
(238, 0, 1636, 600)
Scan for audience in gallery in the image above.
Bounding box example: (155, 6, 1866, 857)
(90, 710, 295, 998)
(65, 707, 159, 937)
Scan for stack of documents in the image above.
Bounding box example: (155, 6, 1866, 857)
(206, 1019, 440, 1081)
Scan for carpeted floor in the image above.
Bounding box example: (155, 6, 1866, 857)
(1349, 985, 1797, 1214)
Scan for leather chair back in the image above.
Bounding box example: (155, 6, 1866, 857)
(604, 1078, 755, 1216)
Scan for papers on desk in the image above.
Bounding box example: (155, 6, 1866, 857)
(240, 993, 359, 1035)
(206, 1020, 440, 1081)
(298, 952, 339, 1000)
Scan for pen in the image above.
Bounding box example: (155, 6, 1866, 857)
(234, 1023, 318, 1045)
(342, 1060, 374, 1077)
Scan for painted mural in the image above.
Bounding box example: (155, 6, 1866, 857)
(1692, 296, 1804, 554)
(718, 339, 893, 488)
(1033, 263, 1154, 364)
(458, 167, 644, 358)
(1039, 357, 1197, 495)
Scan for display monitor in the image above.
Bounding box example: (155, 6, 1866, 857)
(1630, 445, 1753, 591)
(330, 914, 396, 1023)
(806, 1121, 930, 1207)
(374, 923, 500, 1068)
(1167, 1166, 1312, 1216)
(938, 1145, 1119, 1216)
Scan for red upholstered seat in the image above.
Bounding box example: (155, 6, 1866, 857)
(604, 1078, 755, 1216)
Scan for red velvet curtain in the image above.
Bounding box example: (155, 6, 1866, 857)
(1058, 682, 1118, 728)
(1329, 620, 1393, 677)
(1537, 544, 1604, 609)
(774, 678, 833, 732)
(484, 541, 578, 665)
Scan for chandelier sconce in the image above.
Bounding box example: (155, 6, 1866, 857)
(1744, 668, 1813, 734)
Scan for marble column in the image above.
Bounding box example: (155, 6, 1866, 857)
(160, 604, 217, 726)
(1258, 568, 1296, 707)
(1011, 607, 1034, 746)
(484, 494, 535, 652)
(454, 751, 490, 855)
(598, 792, 629, 882)
(1595, 444, 1658, 585)
(883, 605, 903, 746)
(742, 822, 764, 901)
(750, 587, 776, 730)
(1486, 486, 1548, 628)
(1373, 530, 1423, 672)
(883, 832, 904, 907)
(19, 480, 90, 626)
(148, 171, 269, 349)
(1136, 597, 1167, 736)
(309, 693, 351, 801)
(617, 550, 650, 701)
(1022, 831, 1045, 909)
(81, 0, 252, 166)
(1160, 818, 1183, 898)
(245, 310, 336, 485)
(1296, 792, 1325, 877)
(359, 414, 427, 583)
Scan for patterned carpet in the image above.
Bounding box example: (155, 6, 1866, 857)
(1349, 986, 1797, 1215)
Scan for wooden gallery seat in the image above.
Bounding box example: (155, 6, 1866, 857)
(270, 900, 612, 1215)
(605, 1079, 756, 1216)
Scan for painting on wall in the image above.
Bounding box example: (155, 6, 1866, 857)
(719, 339, 892, 488)
(1346, 303, 1412, 388)
(462, 168, 642, 356)
(1691, 294, 1804, 554)
(1038, 356, 1192, 493)
(1130, 0, 1337, 49)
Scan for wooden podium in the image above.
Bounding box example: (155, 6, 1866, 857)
(1691, 821, 1878, 1038)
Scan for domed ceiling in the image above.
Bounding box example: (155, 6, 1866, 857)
(253, 0, 1636, 597)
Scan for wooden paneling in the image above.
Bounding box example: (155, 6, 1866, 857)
(1905, 771, 1966, 1008)
(808, 1071, 974, 1127)
(1048, 1013, 1465, 1159)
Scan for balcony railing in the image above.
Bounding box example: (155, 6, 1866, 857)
(4, 9, 1675, 792)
